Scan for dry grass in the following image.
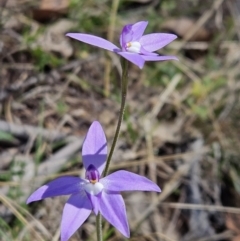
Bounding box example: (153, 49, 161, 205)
(0, 0, 240, 240)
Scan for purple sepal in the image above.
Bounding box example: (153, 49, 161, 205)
(101, 170, 161, 192)
(82, 121, 107, 175)
(86, 192, 102, 215)
(26, 176, 83, 204)
(66, 33, 120, 52)
(140, 33, 177, 52)
(61, 193, 92, 241)
(117, 52, 145, 69)
(99, 191, 130, 237)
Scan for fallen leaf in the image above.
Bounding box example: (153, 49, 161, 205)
(233, 235, 240, 241)
(33, 0, 69, 21)
(39, 0, 68, 10)
(226, 214, 240, 241)
(128, 0, 154, 3)
(0, 0, 16, 7)
(161, 18, 211, 41)
(226, 214, 240, 234)
(35, 19, 76, 58)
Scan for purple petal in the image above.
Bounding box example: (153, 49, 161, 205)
(86, 192, 101, 215)
(140, 33, 177, 52)
(117, 52, 145, 69)
(26, 177, 84, 204)
(66, 33, 120, 52)
(99, 191, 129, 237)
(82, 121, 107, 175)
(140, 46, 158, 56)
(61, 193, 92, 241)
(119, 24, 133, 49)
(120, 21, 148, 49)
(101, 171, 161, 192)
(141, 55, 178, 62)
(131, 21, 148, 41)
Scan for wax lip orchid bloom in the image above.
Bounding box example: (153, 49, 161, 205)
(66, 21, 177, 69)
(27, 121, 161, 241)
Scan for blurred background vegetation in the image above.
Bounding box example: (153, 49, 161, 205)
(0, 0, 240, 240)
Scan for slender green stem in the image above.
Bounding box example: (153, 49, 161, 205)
(96, 213, 102, 241)
(99, 59, 128, 241)
(103, 59, 129, 177)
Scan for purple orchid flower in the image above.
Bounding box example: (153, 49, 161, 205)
(27, 121, 160, 241)
(66, 21, 177, 69)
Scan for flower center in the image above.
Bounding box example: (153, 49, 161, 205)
(84, 164, 104, 195)
(125, 41, 141, 53)
(84, 182, 104, 195)
(85, 164, 100, 184)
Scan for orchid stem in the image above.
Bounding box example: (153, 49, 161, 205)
(103, 59, 129, 177)
(96, 213, 102, 241)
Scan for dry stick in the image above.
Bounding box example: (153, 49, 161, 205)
(137, 74, 182, 178)
(0, 120, 83, 178)
(103, 0, 120, 97)
(132, 162, 191, 230)
(0, 121, 83, 236)
(161, 202, 240, 214)
(11, 199, 51, 239)
(36, 137, 84, 177)
(170, 0, 225, 83)
(52, 228, 61, 241)
(0, 147, 209, 188)
(145, 232, 176, 241)
(136, 74, 182, 155)
(166, 193, 185, 237)
(170, 41, 240, 51)
(227, 0, 240, 40)
(0, 137, 84, 202)
(0, 120, 67, 142)
(132, 139, 203, 230)
(145, 128, 163, 234)
(0, 194, 45, 241)
(172, 0, 225, 54)
(183, 139, 212, 240)
(199, 231, 234, 241)
(150, 74, 182, 119)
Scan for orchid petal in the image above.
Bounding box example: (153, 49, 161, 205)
(141, 55, 178, 62)
(117, 52, 145, 69)
(86, 192, 101, 215)
(101, 171, 161, 192)
(140, 33, 177, 52)
(61, 193, 92, 241)
(131, 21, 148, 41)
(66, 33, 120, 52)
(120, 21, 148, 48)
(140, 46, 158, 56)
(119, 24, 133, 49)
(82, 121, 107, 175)
(27, 177, 83, 204)
(99, 191, 130, 237)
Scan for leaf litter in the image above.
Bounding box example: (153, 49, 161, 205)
(0, 0, 240, 240)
